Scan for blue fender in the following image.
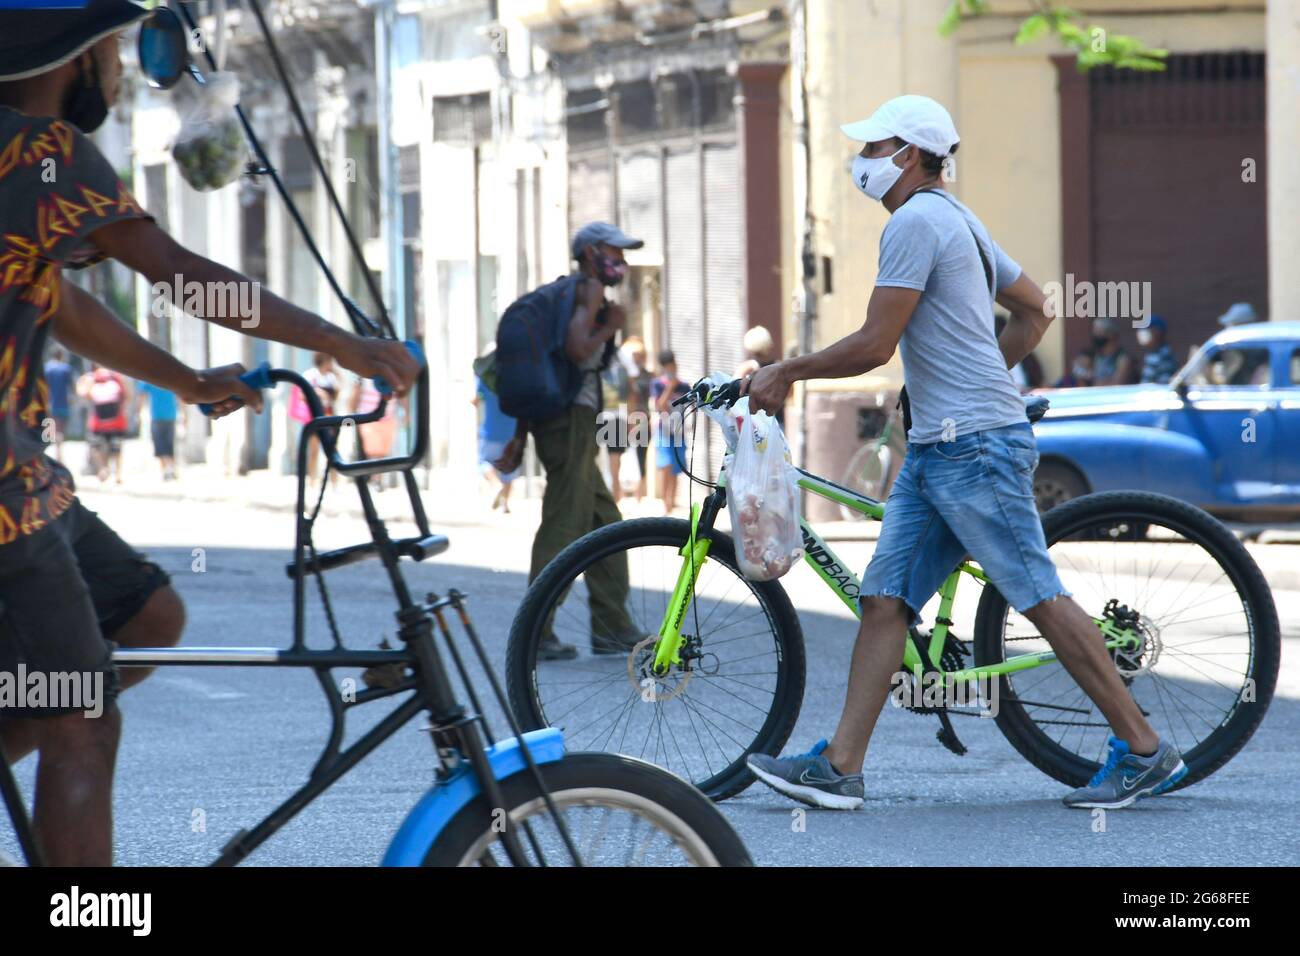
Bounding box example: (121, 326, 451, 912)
(380, 727, 566, 866)
(1034, 421, 1217, 502)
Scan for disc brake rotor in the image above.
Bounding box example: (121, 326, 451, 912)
(626, 635, 692, 702)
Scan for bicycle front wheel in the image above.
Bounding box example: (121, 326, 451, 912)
(505, 517, 806, 801)
(973, 491, 1280, 789)
(422, 752, 752, 866)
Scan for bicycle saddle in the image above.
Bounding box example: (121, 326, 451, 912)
(1024, 393, 1051, 423)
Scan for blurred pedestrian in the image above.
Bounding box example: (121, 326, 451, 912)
(43, 346, 74, 461)
(77, 365, 129, 484)
(492, 221, 646, 660)
(1053, 351, 1094, 389)
(736, 326, 785, 425)
(1138, 316, 1178, 385)
(474, 367, 518, 513)
(621, 336, 652, 504)
(1217, 302, 1259, 329)
(135, 380, 178, 480)
(292, 352, 339, 485)
(652, 349, 690, 515)
(598, 351, 631, 503)
(1089, 318, 1133, 386)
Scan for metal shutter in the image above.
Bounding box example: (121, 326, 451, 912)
(617, 149, 663, 263)
(568, 151, 614, 240)
(703, 142, 744, 383)
(663, 146, 704, 383)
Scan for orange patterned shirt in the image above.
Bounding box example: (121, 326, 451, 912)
(0, 106, 152, 544)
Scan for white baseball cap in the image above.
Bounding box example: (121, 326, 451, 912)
(841, 94, 960, 157)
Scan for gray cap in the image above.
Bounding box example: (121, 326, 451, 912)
(1217, 302, 1258, 328)
(572, 221, 644, 260)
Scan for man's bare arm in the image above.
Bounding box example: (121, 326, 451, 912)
(742, 286, 921, 415)
(86, 218, 419, 394)
(995, 272, 1053, 370)
(789, 286, 921, 381)
(52, 281, 261, 412)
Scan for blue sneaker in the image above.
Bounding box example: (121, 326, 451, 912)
(1063, 736, 1188, 809)
(746, 740, 865, 810)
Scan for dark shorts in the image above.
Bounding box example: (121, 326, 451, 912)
(151, 419, 176, 458)
(0, 499, 170, 718)
(91, 430, 125, 455)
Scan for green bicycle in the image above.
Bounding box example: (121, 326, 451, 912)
(505, 378, 1280, 800)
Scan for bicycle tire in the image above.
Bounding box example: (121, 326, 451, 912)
(505, 517, 806, 801)
(421, 752, 753, 866)
(973, 490, 1280, 790)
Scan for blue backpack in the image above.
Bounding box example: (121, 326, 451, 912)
(494, 274, 585, 423)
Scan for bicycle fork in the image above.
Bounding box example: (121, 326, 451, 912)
(653, 500, 717, 675)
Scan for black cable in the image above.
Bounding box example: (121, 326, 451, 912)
(172, 1, 390, 340)
(240, 0, 396, 337)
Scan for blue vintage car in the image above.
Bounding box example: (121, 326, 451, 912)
(1033, 322, 1300, 526)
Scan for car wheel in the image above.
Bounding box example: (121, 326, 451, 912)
(1033, 460, 1088, 514)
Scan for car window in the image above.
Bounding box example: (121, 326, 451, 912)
(1186, 347, 1271, 388)
(1290, 349, 1300, 385)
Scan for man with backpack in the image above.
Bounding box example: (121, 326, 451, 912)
(493, 222, 646, 660)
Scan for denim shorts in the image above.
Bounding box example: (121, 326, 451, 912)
(860, 422, 1069, 625)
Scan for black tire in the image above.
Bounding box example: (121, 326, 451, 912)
(505, 517, 806, 801)
(973, 491, 1280, 790)
(1033, 459, 1089, 513)
(422, 752, 753, 866)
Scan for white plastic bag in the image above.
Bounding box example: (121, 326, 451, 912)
(729, 401, 804, 581)
(172, 72, 246, 191)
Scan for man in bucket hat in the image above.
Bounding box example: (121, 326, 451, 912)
(0, 0, 418, 864)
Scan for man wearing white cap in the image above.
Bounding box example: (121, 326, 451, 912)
(744, 95, 1184, 811)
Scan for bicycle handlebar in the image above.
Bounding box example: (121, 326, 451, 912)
(673, 376, 745, 412)
(198, 340, 425, 416)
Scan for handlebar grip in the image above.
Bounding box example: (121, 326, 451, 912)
(198, 362, 273, 416)
(374, 340, 425, 396)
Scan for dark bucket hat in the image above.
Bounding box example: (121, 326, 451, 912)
(0, 0, 151, 83)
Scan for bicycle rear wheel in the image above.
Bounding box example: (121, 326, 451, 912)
(505, 517, 806, 801)
(422, 752, 752, 866)
(973, 491, 1280, 789)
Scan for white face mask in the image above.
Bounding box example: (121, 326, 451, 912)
(1137, 329, 1154, 347)
(851, 144, 909, 202)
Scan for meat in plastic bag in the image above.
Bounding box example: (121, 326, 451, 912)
(728, 400, 803, 581)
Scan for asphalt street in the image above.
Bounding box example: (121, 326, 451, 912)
(2, 490, 1297, 867)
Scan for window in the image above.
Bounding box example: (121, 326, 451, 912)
(1289, 349, 1300, 385)
(1187, 347, 1271, 387)
(433, 93, 492, 145)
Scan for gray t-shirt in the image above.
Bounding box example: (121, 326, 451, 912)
(875, 190, 1027, 443)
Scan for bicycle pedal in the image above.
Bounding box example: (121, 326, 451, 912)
(935, 711, 967, 756)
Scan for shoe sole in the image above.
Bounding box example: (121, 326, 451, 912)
(1064, 760, 1188, 810)
(747, 760, 864, 811)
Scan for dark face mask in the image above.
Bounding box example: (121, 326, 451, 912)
(1092, 335, 1111, 350)
(63, 57, 109, 133)
(590, 249, 628, 288)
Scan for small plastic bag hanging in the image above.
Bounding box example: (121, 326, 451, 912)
(728, 400, 804, 581)
(172, 71, 246, 191)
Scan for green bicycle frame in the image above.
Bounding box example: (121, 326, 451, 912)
(651, 464, 1142, 681)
